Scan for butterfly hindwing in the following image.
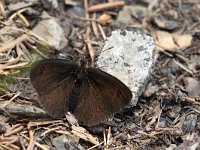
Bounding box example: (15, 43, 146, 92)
(74, 76, 112, 126)
(74, 68, 132, 126)
(86, 68, 132, 114)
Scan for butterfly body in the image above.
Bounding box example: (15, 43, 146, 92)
(30, 59, 132, 126)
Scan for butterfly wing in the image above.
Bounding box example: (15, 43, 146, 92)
(74, 68, 132, 126)
(88, 68, 132, 113)
(73, 76, 112, 126)
(30, 59, 77, 118)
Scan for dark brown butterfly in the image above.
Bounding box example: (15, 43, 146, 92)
(30, 59, 132, 126)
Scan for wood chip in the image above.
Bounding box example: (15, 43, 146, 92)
(97, 13, 112, 25)
(71, 125, 99, 145)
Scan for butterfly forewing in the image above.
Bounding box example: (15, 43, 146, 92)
(39, 80, 74, 117)
(30, 59, 78, 117)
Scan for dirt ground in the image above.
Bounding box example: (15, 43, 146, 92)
(0, 0, 200, 150)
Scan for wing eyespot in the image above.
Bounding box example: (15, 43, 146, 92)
(117, 89, 121, 97)
(38, 66, 45, 75)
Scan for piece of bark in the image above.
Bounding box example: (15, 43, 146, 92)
(0, 101, 47, 117)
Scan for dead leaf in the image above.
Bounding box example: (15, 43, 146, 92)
(174, 34, 192, 49)
(153, 31, 192, 52)
(184, 77, 200, 97)
(153, 31, 179, 52)
(182, 114, 197, 132)
(188, 55, 200, 73)
(52, 135, 79, 150)
(117, 5, 146, 24)
(153, 16, 179, 31)
(143, 83, 158, 97)
(97, 13, 111, 25)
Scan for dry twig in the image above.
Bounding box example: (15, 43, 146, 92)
(87, 1, 125, 12)
(84, 0, 95, 62)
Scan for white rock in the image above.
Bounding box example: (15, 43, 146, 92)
(32, 12, 68, 50)
(47, 0, 58, 9)
(97, 30, 155, 105)
(117, 5, 147, 24)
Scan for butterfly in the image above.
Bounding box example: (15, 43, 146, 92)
(30, 59, 132, 126)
